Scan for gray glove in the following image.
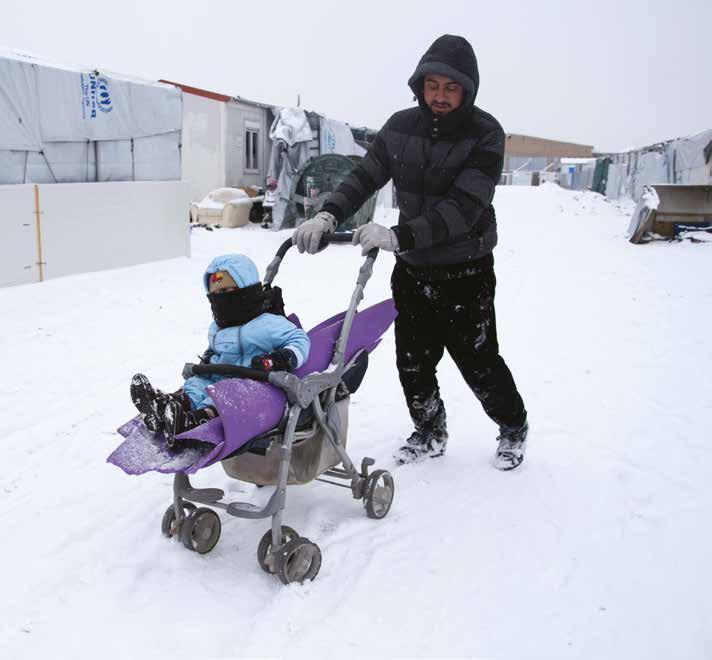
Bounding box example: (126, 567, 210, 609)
(352, 223, 399, 256)
(293, 211, 337, 254)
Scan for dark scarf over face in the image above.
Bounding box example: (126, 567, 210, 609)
(207, 283, 266, 328)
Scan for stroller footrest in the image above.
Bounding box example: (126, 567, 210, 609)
(227, 501, 263, 518)
(181, 487, 225, 504)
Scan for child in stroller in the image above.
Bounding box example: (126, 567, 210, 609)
(110, 235, 397, 584)
(130, 253, 310, 447)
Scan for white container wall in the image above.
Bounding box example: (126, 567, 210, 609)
(0, 184, 38, 286)
(0, 181, 190, 287)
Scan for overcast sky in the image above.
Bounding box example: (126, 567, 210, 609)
(1, 0, 708, 151)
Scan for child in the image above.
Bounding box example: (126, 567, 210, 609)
(130, 254, 310, 447)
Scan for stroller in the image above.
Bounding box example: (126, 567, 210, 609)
(109, 234, 397, 585)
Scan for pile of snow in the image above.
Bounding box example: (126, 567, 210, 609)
(1, 185, 710, 658)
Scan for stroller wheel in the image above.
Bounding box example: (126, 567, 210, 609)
(257, 526, 299, 574)
(275, 537, 322, 585)
(161, 502, 196, 538)
(364, 469, 395, 519)
(180, 507, 221, 554)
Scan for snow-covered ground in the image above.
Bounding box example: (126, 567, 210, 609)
(1, 184, 711, 659)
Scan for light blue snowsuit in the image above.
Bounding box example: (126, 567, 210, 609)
(182, 254, 310, 409)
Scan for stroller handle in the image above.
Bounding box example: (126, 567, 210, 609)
(266, 231, 378, 285)
(264, 228, 381, 377)
(276, 231, 377, 258)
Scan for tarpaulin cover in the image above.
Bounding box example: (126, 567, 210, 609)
(0, 52, 181, 184)
(0, 56, 42, 150)
(319, 117, 366, 157)
(633, 151, 669, 201)
(670, 129, 712, 184)
(265, 107, 312, 230)
(108, 298, 397, 476)
(36, 66, 181, 142)
(605, 163, 625, 199)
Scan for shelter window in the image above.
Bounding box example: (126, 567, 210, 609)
(245, 127, 259, 172)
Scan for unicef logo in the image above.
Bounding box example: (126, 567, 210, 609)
(96, 77, 113, 114)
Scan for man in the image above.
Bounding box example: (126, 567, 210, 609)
(293, 34, 529, 470)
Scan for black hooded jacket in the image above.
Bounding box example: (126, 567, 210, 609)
(322, 35, 505, 269)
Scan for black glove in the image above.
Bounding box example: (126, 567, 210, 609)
(198, 347, 215, 364)
(250, 348, 298, 372)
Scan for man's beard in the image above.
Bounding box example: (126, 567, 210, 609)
(430, 102, 452, 114)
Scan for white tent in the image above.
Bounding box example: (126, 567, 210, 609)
(0, 51, 181, 184)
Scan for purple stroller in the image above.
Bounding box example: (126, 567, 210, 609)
(109, 234, 397, 584)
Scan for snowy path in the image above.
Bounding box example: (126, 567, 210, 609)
(1, 185, 710, 659)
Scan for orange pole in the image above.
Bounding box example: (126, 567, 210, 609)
(34, 184, 45, 282)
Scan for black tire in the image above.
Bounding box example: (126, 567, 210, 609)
(161, 501, 196, 538)
(180, 507, 221, 554)
(275, 537, 322, 585)
(257, 525, 299, 574)
(364, 469, 395, 519)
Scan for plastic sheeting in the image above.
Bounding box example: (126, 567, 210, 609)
(632, 151, 669, 201)
(94, 131, 181, 182)
(319, 117, 366, 157)
(669, 129, 712, 184)
(605, 163, 625, 199)
(0, 52, 181, 185)
(265, 108, 312, 230)
(36, 68, 181, 142)
(559, 160, 596, 190)
(0, 56, 42, 150)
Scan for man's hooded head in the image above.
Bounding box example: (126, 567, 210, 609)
(408, 35, 479, 119)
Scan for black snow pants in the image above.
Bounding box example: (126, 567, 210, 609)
(391, 252, 527, 436)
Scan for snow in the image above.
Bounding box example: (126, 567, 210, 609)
(642, 185, 661, 210)
(560, 157, 597, 165)
(2, 184, 711, 659)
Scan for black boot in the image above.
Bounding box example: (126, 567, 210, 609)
(394, 397, 448, 465)
(493, 419, 529, 471)
(130, 373, 165, 431)
(164, 402, 217, 449)
(130, 374, 190, 432)
(394, 429, 448, 464)
(148, 391, 191, 432)
(131, 373, 158, 413)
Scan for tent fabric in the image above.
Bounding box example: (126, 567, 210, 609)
(265, 108, 313, 230)
(319, 117, 366, 157)
(269, 107, 313, 146)
(669, 129, 712, 184)
(0, 57, 42, 151)
(0, 53, 181, 184)
(133, 131, 181, 181)
(632, 151, 669, 200)
(592, 158, 610, 194)
(24, 150, 58, 183)
(605, 163, 625, 199)
(36, 67, 181, 142)
(0, 150, 28, 184)
(96, 140, 133, 181)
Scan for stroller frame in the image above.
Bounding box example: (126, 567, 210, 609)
(167, 234, 395, 584)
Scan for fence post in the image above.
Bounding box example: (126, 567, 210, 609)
(34, 184, 45, 282)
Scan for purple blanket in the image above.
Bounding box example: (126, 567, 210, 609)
(108, 299, 396, 476)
